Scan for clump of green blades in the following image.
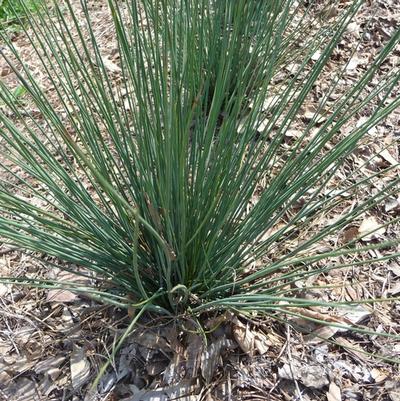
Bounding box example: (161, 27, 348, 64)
(0, 0, 399, 332)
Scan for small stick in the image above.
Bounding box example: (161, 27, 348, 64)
(286, 324, 304, 401)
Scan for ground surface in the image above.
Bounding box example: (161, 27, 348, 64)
(0, 1, 399, 400)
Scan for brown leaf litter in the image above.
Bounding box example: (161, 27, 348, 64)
(0, 0, 399, 400)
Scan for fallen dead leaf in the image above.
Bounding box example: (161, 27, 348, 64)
(301, 366, 330, 389)
(2, 354, 37, 376)
(185, 333, 204, 378)
(385, 198, 400, 213)
(38, 375, 57, 397)
(101, 56, 121, 73)
(61, 307, 75, 330)
(358, 216, 385, 241)
(70, 345, 91, 390)
(327, 382, 341, 401)
(278, 361, 329, 389)
(342, 226, 359, 243)
(200, 337, 223, 383)
(200, 336, 233, 382)
(388, 281, 400, 295)
(0, 283, 10, 297)
(46, 269, 89, 303)
(0, 67, 11, 77)
(306, 326, 338, 342)
(388, 262, 400, 277)
(163, 353, 183, 385)
(2, 377, 38, 400)
(232, 321, 270, 356)
(284, 129, 300, 139)
(146, 358, 168, 376)
(35, 355, 65, 379)
(346, 22, 360, 37)
(301, 105, 327, 124)
(303, 305, 370, 343)
(117, 343, 137, 381)
(254, 331, 270, 355)
(311, 49, 322, 61)
(47, 288, 78, 303)
(233, 324, 253, 355)
(347, 55, 363, 71)
(260, 222, 287, 242)
(370, 368, 388, 383)
(133, 330, 170, 352)
(0, 370, 12, 386)
(379, 149, 398, 166)
(319, 5, 338, 20)
(335, 338, 370, 362)
(385, 381, 400, 401)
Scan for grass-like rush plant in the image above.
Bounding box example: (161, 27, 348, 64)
(0, 0, 399, 346)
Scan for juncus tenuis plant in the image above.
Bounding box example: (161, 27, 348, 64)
(0, 0, 399, 347)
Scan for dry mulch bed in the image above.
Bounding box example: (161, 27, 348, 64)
(0, 0, 399, 400)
